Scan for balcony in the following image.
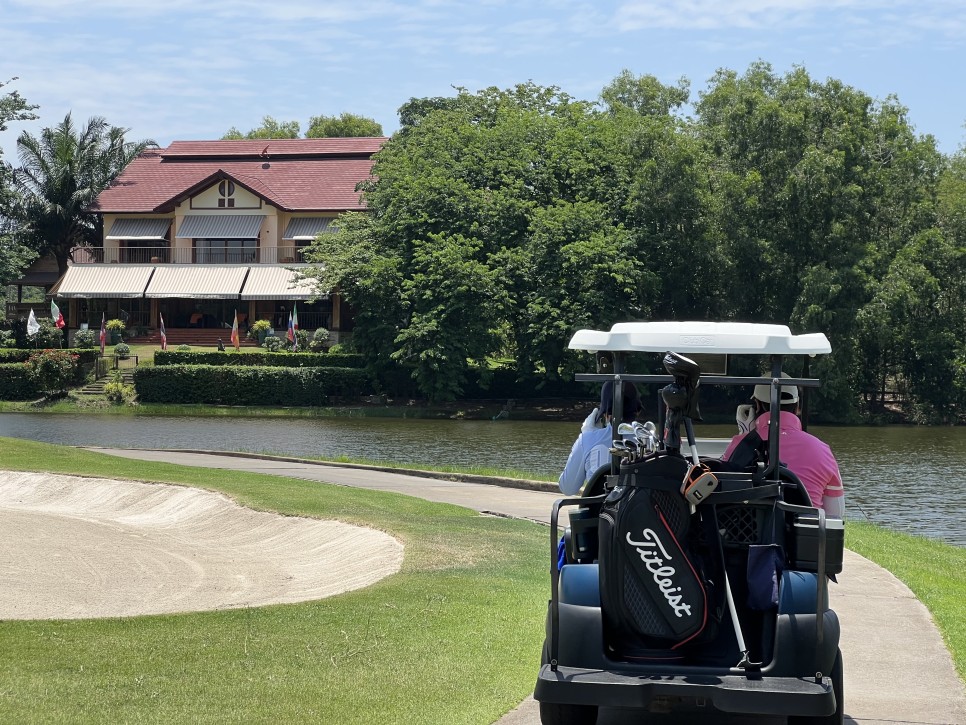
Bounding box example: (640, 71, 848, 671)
(74, 246, 309, 265)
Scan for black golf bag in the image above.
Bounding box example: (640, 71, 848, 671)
(598, 453, 722, 659)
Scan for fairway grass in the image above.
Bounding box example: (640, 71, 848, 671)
(0, 438, 549, 724)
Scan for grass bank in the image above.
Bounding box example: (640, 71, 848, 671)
(0, 438, 549, 724)
(845, 521, 966, 682)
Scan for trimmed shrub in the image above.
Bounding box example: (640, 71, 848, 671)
(0, 363, 40, 399)
(293, 328, 310, 352)
(132, 364, 372, 405)
(154, 350, 365, 368)
(114, 342, 131, 359)
(0, 349, 31, 363)
(262, 335, 283, 352)
(176, 344, 192, 352)
(309, 328, 329, 353)
(74, 329, 96, 348)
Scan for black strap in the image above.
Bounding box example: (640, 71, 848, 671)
(725, 429, 765, 470)
(704, 483, 782, 505)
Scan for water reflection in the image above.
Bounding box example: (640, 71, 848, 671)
(0, 413, 962, 546)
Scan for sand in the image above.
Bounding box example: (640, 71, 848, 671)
(0, 470, 403, 619)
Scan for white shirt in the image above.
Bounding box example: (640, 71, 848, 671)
(558, 409, 615, 495)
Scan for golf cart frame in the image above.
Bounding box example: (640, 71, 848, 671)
(535, 322, 844, 724)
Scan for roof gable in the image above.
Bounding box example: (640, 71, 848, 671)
(92, 137, 386, 214)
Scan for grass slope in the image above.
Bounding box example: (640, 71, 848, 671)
(846, 521, 966, 682)
(0, 438, 549, 724)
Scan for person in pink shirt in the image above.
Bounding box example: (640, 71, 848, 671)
(721, 375, 845, 518)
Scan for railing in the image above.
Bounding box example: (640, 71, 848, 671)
(5, 303, 43, 319)
(76, 246, 309, 265)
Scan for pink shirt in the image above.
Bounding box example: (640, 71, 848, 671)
(722, 411, 844, 510)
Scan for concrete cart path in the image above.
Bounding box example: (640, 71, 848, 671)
(87, 448, 966, 725)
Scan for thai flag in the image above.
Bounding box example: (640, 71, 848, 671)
(287, 311, 295, 345)
(292, 303, 299, 351)
(99, 313, 106, 355)
(159, 313, 167, 351)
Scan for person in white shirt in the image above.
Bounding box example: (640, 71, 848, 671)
(559, 381, 642, 495)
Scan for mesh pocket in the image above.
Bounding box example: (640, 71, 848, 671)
(718, 505, 760, 546)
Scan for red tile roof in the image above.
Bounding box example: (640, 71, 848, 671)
(92, 137, 387, 213)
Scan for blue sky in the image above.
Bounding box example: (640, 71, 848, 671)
(1, 0, 965, 156)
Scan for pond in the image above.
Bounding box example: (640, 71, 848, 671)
(0, 413, 962, 547)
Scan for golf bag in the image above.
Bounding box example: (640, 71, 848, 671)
(598, 454, 718, 657)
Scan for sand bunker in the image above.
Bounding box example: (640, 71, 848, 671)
(0, 471, 403, 619)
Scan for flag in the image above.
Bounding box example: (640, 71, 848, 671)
(287, 311, 295, 344)
(230, 310, 240, 350)
(26, 309, 40, 337)
(159, 313, 167, 351)
(99, 312, 106, 355)
(50, 300, 65, 329)
(292, 303, 299, 351)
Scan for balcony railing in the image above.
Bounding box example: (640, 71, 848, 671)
(75, 246, 309, 265)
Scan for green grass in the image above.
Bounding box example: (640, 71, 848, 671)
(846, 521, 966, 683)
(0, 438, 550, 724)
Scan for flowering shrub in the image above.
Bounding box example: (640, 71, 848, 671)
(262, 335, 283, 352)
(24, 349, 78, 395)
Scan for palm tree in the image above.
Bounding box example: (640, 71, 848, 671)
(12, 113, 155, 275)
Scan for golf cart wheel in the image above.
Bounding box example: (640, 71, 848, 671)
(538, 701, 598, 725)
(789, 649, 844, 725)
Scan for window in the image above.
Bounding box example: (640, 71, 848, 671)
(194, 238, 257, 263)
(218, 180, 235, 208)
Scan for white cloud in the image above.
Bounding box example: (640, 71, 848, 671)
(612, 0, 966, 36)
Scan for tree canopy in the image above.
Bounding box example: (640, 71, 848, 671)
(222, 112, 383, 140)
(0, 78, 39, 285)
(305, 65, 966, 420)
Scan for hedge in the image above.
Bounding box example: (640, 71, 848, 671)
(132, 365, 372, 405)
(153, 350, 365, 369)
(0, 363, 40, 399)
(0, 348, 99, 367)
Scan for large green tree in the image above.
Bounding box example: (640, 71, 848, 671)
(0, 78, 39, 286)
(222, 116, 300, 139)
(306, 113, 382, 138)
(306, 78, 707, 398)
(12, 113, 155, 276)
(222, 113, 382, 140)
(694, 63, 943, 418)
(305, 65, 955, 416)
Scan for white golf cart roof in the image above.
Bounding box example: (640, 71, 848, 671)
(568, 321, 831, 356)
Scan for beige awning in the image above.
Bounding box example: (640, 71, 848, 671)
(239, 265, 318, 300)
(145, 265, 249, 299)
(105, 218, 172, 240)
(175, 215, 265, 239)
(52, 265, 156, 299)
(281, 217, 335, 241)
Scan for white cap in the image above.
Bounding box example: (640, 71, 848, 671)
(753, 372, 799, 405)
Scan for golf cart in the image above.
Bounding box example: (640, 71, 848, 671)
(535, 322, 844, 724)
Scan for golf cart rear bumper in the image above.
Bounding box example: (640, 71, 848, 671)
(535, 664, 836, 716)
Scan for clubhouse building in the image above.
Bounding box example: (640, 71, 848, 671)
(36, 137, 387, 343)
